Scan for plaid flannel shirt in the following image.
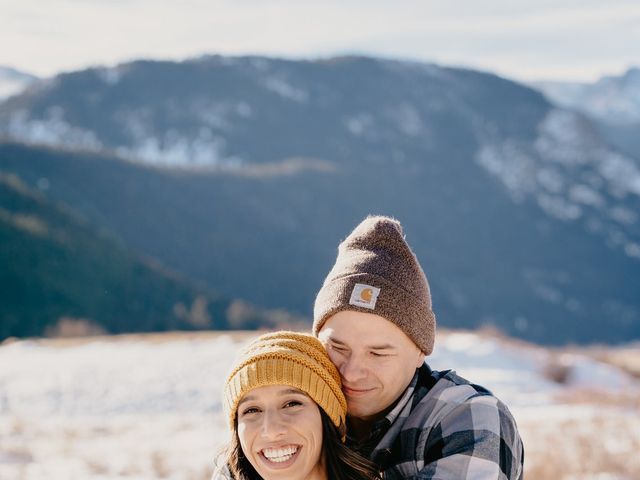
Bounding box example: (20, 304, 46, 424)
(347, 364, 524, 479)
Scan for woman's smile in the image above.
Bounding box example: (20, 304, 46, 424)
(258, 444, 302, 468)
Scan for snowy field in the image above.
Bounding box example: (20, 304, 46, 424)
(1, 330, 638, 480)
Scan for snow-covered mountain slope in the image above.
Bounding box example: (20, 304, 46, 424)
(0, 56, 550, 168)
(0, 66, 38, 101)
(0, 331, 638, 479)
(534, 67, 640, 125)
(533, 68, 640, 163)
(476, 108, 640, 260)
(524, 68, 640, 251)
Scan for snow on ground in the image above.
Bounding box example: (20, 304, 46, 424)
(1, 330, 638, 479)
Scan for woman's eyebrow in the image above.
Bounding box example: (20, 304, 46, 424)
(239, 389, 306, 405)
(278, 388, 306, 397)
(238, 395, 256, 406)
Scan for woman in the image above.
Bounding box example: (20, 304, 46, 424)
(213, 331, 380, 480)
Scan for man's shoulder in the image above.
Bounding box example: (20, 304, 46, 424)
(406, 364, 516, 428)
(375, 365, 524, 479)
(416, 365, 494, 401)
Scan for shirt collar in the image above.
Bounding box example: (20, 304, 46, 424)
(383, 368, 419, 424)
(364, 367, 420, 433)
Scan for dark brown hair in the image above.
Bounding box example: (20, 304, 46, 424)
(216, 410, 380, 480)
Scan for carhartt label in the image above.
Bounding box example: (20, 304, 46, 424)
(349, 283, 380, 310)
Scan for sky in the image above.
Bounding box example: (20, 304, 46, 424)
(0, 0, 639, 83)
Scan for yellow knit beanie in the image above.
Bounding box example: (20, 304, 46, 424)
(223, 331, 347, 431)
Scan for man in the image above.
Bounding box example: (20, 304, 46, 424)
(313, 215, 524, 479)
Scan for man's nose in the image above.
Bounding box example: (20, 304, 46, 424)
(339, 356, 367, 384)
(260, 410, 287, 439)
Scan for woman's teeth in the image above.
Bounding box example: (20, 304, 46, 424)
(262, 446, 298, 463)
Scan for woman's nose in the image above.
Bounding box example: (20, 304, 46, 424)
(260, 411, 287, 439)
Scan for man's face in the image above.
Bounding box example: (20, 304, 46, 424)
(318, 310, 425, 422)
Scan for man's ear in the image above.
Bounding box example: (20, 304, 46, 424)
(415, 350, 426, 368)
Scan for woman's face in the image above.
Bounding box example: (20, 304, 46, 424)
(237, 385, 325, 480)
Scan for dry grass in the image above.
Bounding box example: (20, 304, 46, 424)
(44, 317, 107, 338)
(555, 387, 640, 409)
(582, 344, 640, 379)
(118, 461, 142, 476)
(86, 458, 109, 475)
(0, 447, 33, 464)
(541, 354, 574, 384)
(151, 451, 170, 478)
(521, 414, 640, 480)
(9, 417, 26, 435)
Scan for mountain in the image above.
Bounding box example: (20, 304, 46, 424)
(534, 67, 640, 125)
(0, 55, 553, 167)
(533, 67, 640, 158)
(0, 55, 639, 344)
(0, 66, 38, 101)
(0, 169, 294, 339)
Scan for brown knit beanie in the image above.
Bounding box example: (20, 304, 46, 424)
(313, 216, 436, 355)
(223, 331, 347, 431)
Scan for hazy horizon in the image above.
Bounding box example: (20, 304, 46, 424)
(1, 0, 638, 82)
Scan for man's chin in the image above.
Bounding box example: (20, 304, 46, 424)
(346, 400, 379, 420)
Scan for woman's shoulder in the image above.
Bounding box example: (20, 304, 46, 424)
(211, 454, 233, 480)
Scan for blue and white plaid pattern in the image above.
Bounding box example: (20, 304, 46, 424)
(348, 364, 524, 479)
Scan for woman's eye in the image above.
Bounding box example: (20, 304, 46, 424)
(370, 352, 387, 357)
(241, 407, 260, 415)
(284, 400, 302, 408)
